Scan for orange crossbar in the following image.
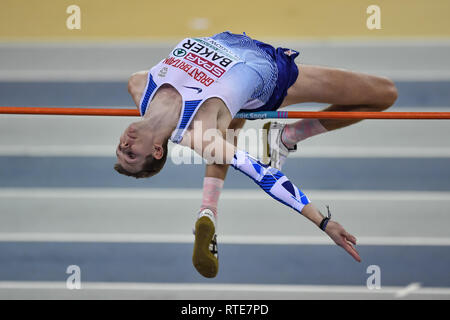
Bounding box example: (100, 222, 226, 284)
(1, 107, 450, 119)
(0, 107, 139, 117)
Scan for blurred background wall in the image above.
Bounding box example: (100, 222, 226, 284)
(1, 0, 449, 41)
(1, 0, 450, 300)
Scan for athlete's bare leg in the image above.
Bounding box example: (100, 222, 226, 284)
(278, 65, 398, 146)
(281, 65, 398, 124)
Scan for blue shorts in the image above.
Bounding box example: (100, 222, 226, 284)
(253, 39, 300, 111)
(211, 32, 299, 112)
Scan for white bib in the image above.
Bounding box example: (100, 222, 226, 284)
(140, 37, 244, 143)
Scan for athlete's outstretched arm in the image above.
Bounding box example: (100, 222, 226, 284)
(231, 149, 360, 262)
(181, 129, 361, 262)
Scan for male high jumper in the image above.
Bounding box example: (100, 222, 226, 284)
(114, 31, 397, 278)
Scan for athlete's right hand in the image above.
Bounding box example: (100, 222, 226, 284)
(324, 220, 361, 262)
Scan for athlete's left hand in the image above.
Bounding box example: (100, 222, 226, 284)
(324, 221, 361, 262)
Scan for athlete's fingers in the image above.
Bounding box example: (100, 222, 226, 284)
(342, 240, 361, 262)
(345, 232, 357, 245)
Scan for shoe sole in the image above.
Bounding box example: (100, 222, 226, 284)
(192, 216, 218, 278)
(262, 121, 272, 165)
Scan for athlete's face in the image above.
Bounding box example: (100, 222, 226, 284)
(116, 122, 152, 173)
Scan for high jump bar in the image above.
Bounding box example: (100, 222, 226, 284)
(1, 107, 450, 119)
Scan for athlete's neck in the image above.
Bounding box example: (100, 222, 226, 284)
(142, 86, 182, 141)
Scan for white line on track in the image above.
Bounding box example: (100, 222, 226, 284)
(1, 145, 450, 158)
(2, 38, 450, 48)
(395, 283, 422, 298)
(2, 40, 450, 81)
(3, 71, 450, 81)
(289, 146, 450, 158)
(0, 281, 449, 297)
(1, 189, 450, 245)
(0, 145, 115, 157)
(0, 232, 449, 246)
(1, 188, 450, 201)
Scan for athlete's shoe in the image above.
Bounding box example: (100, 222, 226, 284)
(192, 209, 218, 278)
(262, 121, 297, 170)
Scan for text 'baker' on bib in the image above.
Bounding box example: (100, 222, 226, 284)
(164, 37, 243, 87)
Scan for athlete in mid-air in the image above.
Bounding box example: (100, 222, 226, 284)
(114, 31, 398, 278)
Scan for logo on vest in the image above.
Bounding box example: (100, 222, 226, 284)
(158, 67, 168, 77)
(173, 48, 187, 57)
(183, 85, 203, 94)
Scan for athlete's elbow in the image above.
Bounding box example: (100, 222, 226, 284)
(200, 143, 225, 165)
(384, 78, 398, 107)
(127, 71, 147, 97)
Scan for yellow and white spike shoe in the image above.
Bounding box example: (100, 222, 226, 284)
(192, 209, 218, 278)
(262, 121, 297, 170)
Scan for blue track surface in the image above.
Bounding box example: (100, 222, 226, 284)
(1, 242, 449, 287)
(0, 156, 449, 191)
(0, 80, 449, 292)
(0, 81, 450, 107)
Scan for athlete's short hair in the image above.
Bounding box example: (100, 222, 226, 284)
(114, 139, 169, 179)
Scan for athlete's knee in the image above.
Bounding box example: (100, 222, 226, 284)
(228, 118, 246, 130)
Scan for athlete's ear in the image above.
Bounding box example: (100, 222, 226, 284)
(153, 143, 164, 160)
